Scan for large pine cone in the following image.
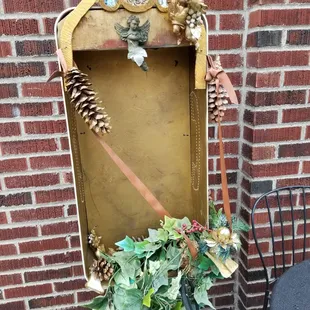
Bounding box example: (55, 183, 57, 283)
(89, 259, 114, 282)
(65, 68, 111, 134)
(208, 82, 228, 123)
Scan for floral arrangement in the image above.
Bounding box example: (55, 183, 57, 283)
(84, 201, 249, 310)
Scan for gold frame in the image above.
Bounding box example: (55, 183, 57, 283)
(55, 5, 209, 280)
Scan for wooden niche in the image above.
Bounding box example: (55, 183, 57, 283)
(57, 5, 209, 279)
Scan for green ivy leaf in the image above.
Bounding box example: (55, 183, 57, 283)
(194, 280, 215, 309)
(113, 251, 141, 279)
(198, 256, 213, 271)
(146, 229, 159, 242)
(152, 271, 168, 292)
(157, 229, 169, 243)
(83, 296, 108, 310)
(163, 216, 177, 233)
(115, 236, 135, 252)
(175, 217, 191, 230)
(232, 216, 250, 232)
(142, 288, 154, 307)
(114, 271, 131, 287)
(173, 302, 183, 310)
(166, 245, 182, 270)
(113, 286, 143, 310)
(162, 271, 182, 300)
(134, 241, 151, 255)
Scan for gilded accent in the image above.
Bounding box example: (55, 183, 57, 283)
(190, 91, 201, 192)
(98, 0, 168, 12)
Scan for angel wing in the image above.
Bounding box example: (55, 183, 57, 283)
(138, 20, 150, 44)
(114, 23, 129, 41)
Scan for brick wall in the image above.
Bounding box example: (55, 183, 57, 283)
(0, 0, 309, 309)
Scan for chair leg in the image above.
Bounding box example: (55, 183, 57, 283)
(263, 290, 270, 310)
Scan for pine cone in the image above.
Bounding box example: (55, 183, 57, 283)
(65, 68, 111, 134)
(88, 229, 102, 249)
(89, 259, 114, 282)
(207, 56, 229, 123)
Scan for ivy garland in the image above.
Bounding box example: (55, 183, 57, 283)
(84, 201, 249, 310)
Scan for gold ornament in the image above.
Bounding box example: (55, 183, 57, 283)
(65, 68, 111, 134)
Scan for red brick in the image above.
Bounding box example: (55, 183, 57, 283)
(0, 158, 27, 173)
(274, 238, 310, 252)
(209, 141, 239, 156)
(207, 15, 216, 30)
(0, 123, 20, 137)
(0, 257, 42, 272)
(244, 126, 301, 143)
(297, 223, 310, 235)
(0, 274, 23, 286)
(70, 235, 81, 248)
(29, 294, 74, 309)
(249, 0, 284, 5)
(5, 173, 59, 189)
(246, 72, 280, 88)
(287, 30, 310, 45)
(0, 227, 38, 241)
(11, 206, 63, 223)
(249, 9, 310, 27)
(223, 108, 238, 122)
(68, 204, 77, 216)
(220, 14, 244, 30)
(247, 51, 309, 68)
(0, 42, 12, 57)
(243, 161, 299, 178)
(228, 72, 243, 87)
(303, 161, 310, 173)
(0, 84, 18, 99)
(283, 108, 310, 123)
(306, 126, 310, 139)
(64, 172, 73, 184)
(4, 0, 64, 13)
(35, 188, 75, 203)
(77, 291, 98, 302)
(17, 102, 53, 116)
(0, 192, 32, 207)
(0, 62, 45, 78)
(16, 40, 55, 56)
(215, 294, 234, 307)
(251, 225, 292, 240)
(5, 284, 52, 299)
(41, 221, 79, 236)
(209, 34, 242, 50)
(0, 104, 13, 118)
(246, 90, 306, 107)
(58, 101, 65, 114)
(30, 154, 71, 169)
(216, 188, 238, 200)
(0, 244, 17, 256)
(24, 120, 67, 134)
(0, 19, 39, 35)
(244, 109, 278, 125)
(209, 172, 237, 185)
(25, 267, 72, 282)
(44, 250, 82, 265)
(279, 143, 310, 158)
(19, 237, 68, 254)
(22, 82, 62, 97)
(285, 70, 310, 86)
(242, 144, 275, 160)
(1, 139, 57, 155)
(0, 212, 7, 224)
(209, 283, 234, 296)
(220, 54, 242, 68)
(277, 177, 310, 187)
(54, 279, 86, 292)
(206, 0, 243, 10)
(43, 17, 57, 34)
(0, 301, 26, 310)
(72, 265, 84, 276)
(217, 157, 239, 171)
(221, 125, 240, 139)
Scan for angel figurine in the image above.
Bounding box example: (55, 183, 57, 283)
(115, 15, 150, 71)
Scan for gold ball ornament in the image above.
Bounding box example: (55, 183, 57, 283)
(217, 227, 231, 244)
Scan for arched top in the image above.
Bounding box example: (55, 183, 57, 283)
(97, 0, 168, 12)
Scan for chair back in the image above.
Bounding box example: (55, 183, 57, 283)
(251, 186, 310, 309)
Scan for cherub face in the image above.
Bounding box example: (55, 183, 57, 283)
(130, 20, 139, 30)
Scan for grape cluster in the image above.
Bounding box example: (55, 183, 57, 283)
(185, 9, 203, 29)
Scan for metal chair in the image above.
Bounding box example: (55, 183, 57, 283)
(251, 186, 310, 310)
